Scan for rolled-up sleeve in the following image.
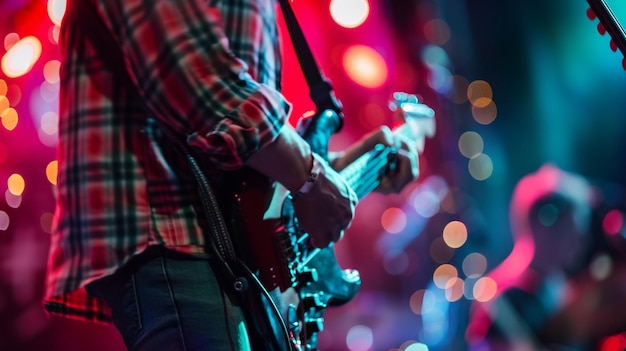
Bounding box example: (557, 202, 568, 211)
(95, 0, 290, 169)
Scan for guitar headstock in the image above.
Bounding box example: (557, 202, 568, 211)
(586, 0, 626, 70)
(388, 92, 436, 152)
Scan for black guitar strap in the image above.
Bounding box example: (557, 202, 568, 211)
(277, 0, 344, 126)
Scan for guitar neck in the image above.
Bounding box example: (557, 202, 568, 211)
(339, 123, 417, 199)
(587, 0, 626, 59)
(340, 145, 392, 199)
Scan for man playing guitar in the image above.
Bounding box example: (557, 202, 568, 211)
(43, 0, 434, 350)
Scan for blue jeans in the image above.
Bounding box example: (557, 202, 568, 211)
(86, 246, 251, 351)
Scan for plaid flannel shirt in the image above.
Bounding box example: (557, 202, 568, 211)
(44, 0, 290, 323)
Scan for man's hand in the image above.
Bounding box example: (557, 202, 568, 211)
(331, 126, 420, 194)
(292, 153, 357, 248)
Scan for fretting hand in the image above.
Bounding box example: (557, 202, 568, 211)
(331, 126, 419, 194)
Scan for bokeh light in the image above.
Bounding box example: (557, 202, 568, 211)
(589, 253, 613, 281)
(411, 189, 440, 218)
(47, 0, 67, 26)
(467, 80, 493, 106)
(473, 276, 498, 302)
(444, 277, 464, 302)
(46, 160, 58, 185)
(603, 209, 623, 235)
(5, 189, 22, 208)
(43, 60, 61, 84)
(468, 153, 493, 181)
(40, 212, 54, 233)
(342, 45, 388, 88)
(1, 36, 42, 78)
(600, 334, 626, 351)
(329, 0, 369, 29)
(458, 131, 483, 159)
(409, 289, 431, 315)
(0, 95, 9, 114)
(0, 78, 7, 95)
(381, 207, 407, 234)
(6, 83, 21, 106)
(346, 325, 374, 351)
(4, 33, 20, 51)
(429, 236, 455, 263)
(442, 220, 467, 248)
(462, 252, 488, 278)
(2, 107, 19, 131)
(423, 19, 451, 46)
(433, 263, 458, 289)
(471, 100, 497, 125)
(405, 342, 430, 351)
(8, 173, 25, 196)
(0, 210, 9, 231)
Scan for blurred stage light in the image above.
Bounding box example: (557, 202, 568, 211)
(1, 107, 18, 131)
(444, 277, 464, 302)
(329, 0, 369, 29)
(462, 252, 487, 278)
(468, 153, 493, 181)
(2, 36, 42, 78)
(346, 325, 374, 351)
(473, 276, 497, 302)
(46, 160, 58, 185)
(381, 206, 407, 234)
(467, 80, 493, 107)
(8, 173, 26, 196)
(343, 45, 388, 88)
(603, 209, 624, 235)
(442, 220, 467, 248)
(0, 210, 9, 231)
(47, 0, 66, 26)
(458, 131, 484, 159)
(433, 263, 458, 289)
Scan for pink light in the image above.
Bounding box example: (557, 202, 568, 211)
(485, 235, 535, 291)
(603, 209, 624, 235)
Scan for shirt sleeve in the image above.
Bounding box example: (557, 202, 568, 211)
(92, 0, 290, 170)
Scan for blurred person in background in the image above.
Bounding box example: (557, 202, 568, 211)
(466, 164, 626, 350)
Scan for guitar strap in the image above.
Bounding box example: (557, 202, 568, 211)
(276, 0, 344, 124)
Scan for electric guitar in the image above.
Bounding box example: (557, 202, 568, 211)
(215, 93, 435, 350)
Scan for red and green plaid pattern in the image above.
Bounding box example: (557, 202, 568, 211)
(44, 0, 289, 323)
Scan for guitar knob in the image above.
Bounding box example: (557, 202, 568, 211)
(305, 317, 325, 334)
(297, 268, 319, 285)
(302, 293, 327, 311)
(586, 7, 596, 20)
